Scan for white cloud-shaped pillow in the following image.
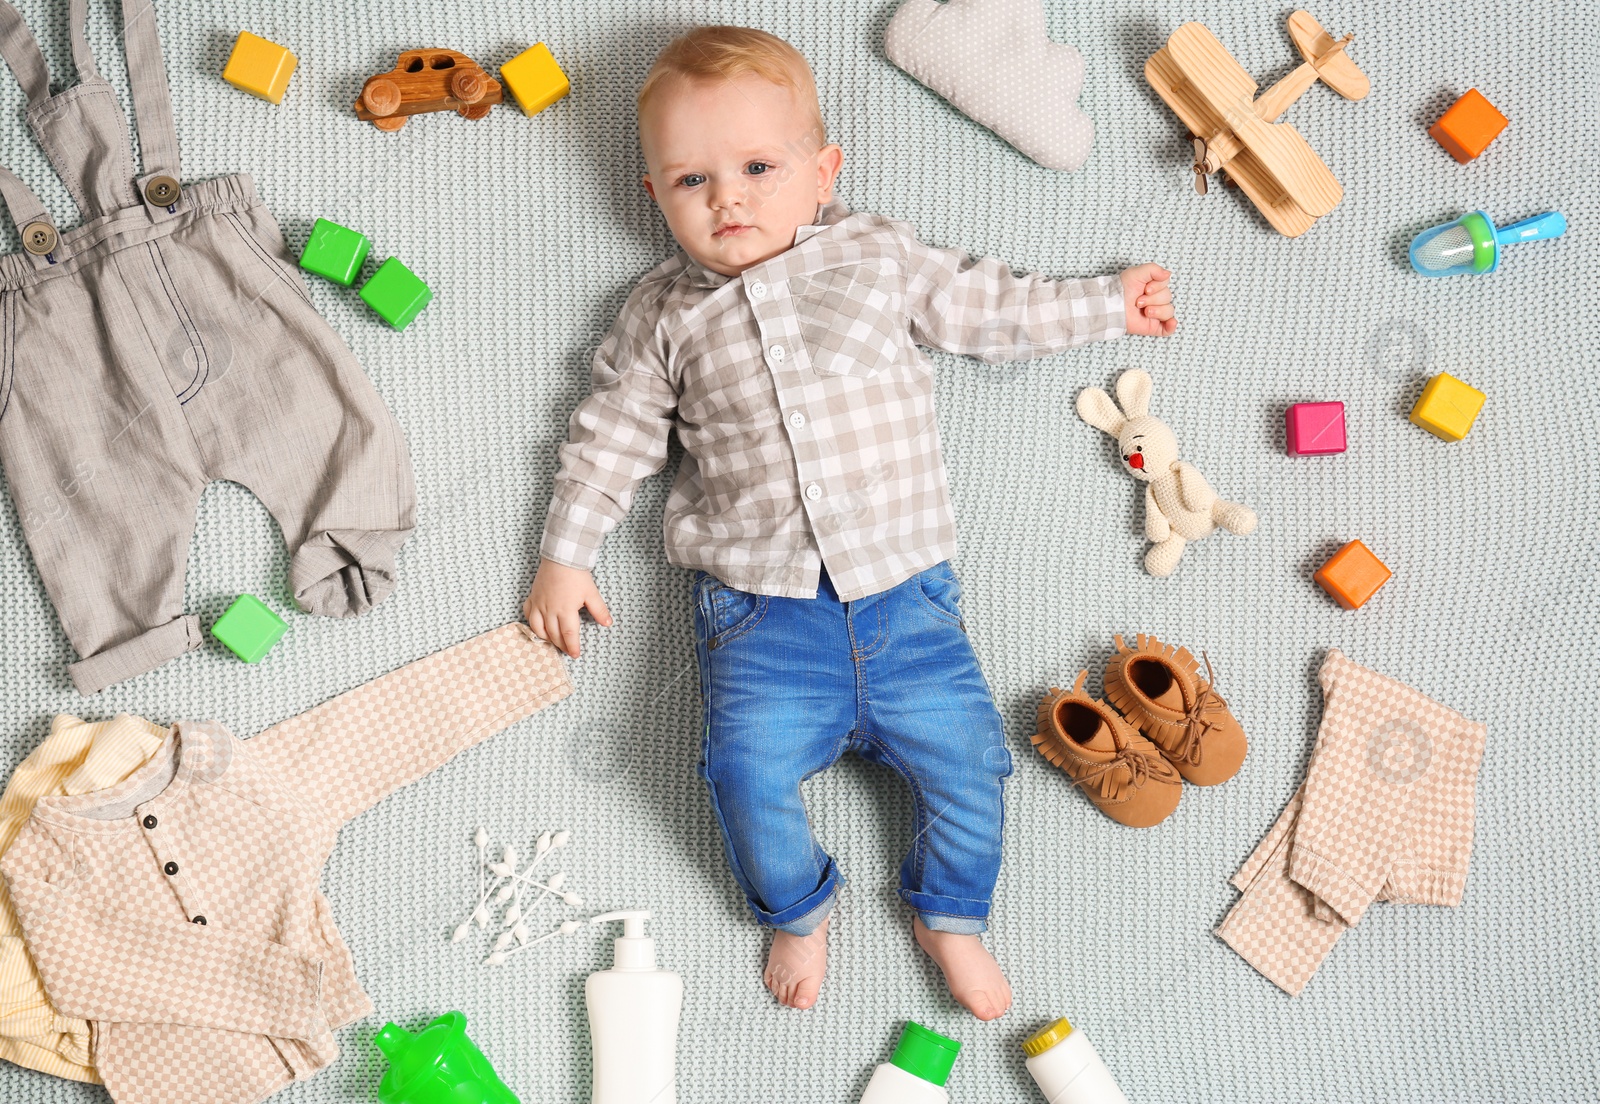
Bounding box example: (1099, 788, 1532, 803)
(885, 0, 1094, 171)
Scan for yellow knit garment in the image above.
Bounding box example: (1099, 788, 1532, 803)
(0, 714, 168, 1083)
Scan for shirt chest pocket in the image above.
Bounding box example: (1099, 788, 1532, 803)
(789, 258, 904, 378)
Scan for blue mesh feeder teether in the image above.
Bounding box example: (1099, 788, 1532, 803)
(1409, 210, 1567, 276)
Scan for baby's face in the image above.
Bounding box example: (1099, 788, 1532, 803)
(641, 74, 842, 277)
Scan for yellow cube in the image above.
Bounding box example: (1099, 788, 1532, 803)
(1409, 372, 1486, 442)
(223, 31, 297, 104)
(501, 43, 570, 117)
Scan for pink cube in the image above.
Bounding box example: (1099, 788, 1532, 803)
(1285, 401, 1347, 456)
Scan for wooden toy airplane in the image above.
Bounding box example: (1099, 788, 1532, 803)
(1145, 11, 1369, 237)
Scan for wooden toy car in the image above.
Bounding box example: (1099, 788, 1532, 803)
(355, 49, 503, 131)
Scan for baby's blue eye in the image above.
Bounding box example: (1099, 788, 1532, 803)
(747, 162, 771, 176)
(679, 173, 706, 187)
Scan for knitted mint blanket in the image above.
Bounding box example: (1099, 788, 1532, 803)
(0, 1, 1593, 1101)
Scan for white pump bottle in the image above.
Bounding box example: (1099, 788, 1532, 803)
(586, 910, 683, 1104)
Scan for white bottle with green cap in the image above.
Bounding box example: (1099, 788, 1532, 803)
(1022, 1017, 1127, 1104)
(859, 1021, 962, 1103)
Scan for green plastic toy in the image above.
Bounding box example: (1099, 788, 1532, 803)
(373, 1012, 519, 1104)
(360, 257, 433, 330)
(210, 594, 287, 663)
(298, 217, 371, 286)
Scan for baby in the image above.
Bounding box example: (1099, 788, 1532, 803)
(525, 26, 1175, 1020)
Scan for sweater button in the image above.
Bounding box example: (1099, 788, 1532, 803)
(164, 861, 179, 876)
(142, 815, 158, 829)
(191, 916, 207, 926)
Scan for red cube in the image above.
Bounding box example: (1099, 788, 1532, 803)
(1286, 402, 1347, 456)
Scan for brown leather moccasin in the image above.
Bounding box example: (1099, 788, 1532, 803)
(1033, 672, 1183, 827)
(1103, 633, 1247, 786)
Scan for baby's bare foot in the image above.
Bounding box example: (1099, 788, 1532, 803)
(764, 915, 830, 1009)
(912, 916, 1012, 1021)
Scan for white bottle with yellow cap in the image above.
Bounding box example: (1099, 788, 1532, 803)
(1022, 1017, 1128, 1104)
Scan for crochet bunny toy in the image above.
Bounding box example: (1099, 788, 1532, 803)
(1076, 369, 1257, 576)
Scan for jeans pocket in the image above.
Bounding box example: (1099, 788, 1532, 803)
(695, 576, 767, 650)
(914, 561, 965, 631)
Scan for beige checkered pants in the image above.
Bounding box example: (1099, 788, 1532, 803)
(1215, 650, 1487, 995)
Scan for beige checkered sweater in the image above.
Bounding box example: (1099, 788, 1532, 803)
(0, 624, 573, 1103)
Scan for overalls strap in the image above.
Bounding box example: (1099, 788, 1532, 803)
(89, 0, 182, 197)
(0, 2, 49, 101)
(0, 0, 185, 261)
(0, 4, 57, 252)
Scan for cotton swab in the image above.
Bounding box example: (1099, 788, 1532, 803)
(450, 829, 503, 943)
(516, 871, 584, 908)
(452, 827, 588, 963)
(485, 920, 584, 965)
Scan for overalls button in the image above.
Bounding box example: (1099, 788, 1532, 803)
(21, 221, 56, 255)
(144, 176, 180, 206)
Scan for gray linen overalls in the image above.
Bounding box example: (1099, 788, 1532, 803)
(0, 1, 417, 694)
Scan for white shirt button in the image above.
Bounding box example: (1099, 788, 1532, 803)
(769, 344, 786, 362)
(749, 281, 767, 299)
(788, 410, 806, 430)
(804, 482, 822, 501)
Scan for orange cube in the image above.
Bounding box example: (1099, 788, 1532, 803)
(1428, 89, 1508, 163)
(1315, 540, 1392, 610)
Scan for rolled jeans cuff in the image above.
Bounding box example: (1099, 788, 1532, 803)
(900, 889, 989, 934)
(754, 859, 841, 936)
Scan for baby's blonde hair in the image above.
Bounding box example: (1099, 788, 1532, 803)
(638, 26, 826, 146)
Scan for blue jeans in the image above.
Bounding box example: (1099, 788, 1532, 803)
(691, 560, 1012, 936)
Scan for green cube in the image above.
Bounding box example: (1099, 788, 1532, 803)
(298, 217, 371, 286)
(359, 257, 433, 330)
(211, 594, 288, 663)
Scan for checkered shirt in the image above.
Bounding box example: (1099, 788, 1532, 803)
(0, 624, 574, 1103)
(541, 197, 1126, 600)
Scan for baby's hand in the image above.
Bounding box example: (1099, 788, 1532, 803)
(523, 559, 613, 658)
(1121, 264, 1176, 337)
